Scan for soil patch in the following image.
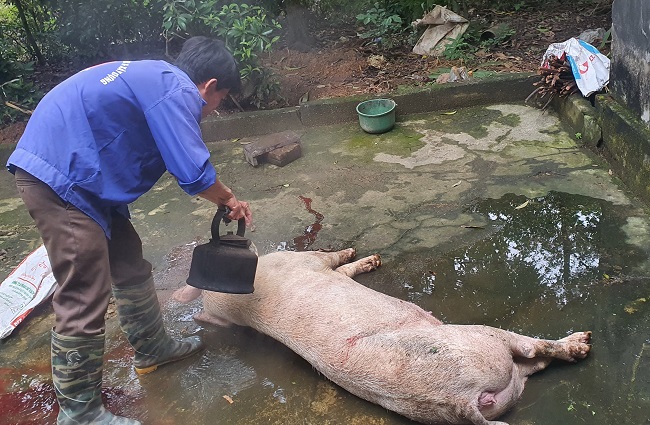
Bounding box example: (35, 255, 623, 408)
(262, 3, 611, 106)
(0, 122, 26, 145)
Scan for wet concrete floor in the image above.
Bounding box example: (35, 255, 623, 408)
(0, 103, 648, 424)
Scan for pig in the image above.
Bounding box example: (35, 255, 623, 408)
(173, 248, 591, 425)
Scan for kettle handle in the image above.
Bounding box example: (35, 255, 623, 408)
(211, 207, 246, 241)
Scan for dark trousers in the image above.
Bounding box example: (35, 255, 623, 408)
(15, 168, 152, 337)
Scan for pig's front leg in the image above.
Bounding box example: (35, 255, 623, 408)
(171, 285, 235, 325)
(172, 285, 203, 303)
(335, 254, 381, 277)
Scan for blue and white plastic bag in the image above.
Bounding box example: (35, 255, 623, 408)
(542, 37, 610, 97)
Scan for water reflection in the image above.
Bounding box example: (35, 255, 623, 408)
(2, 190, 647, 425)
(364, 191, 649, 425)
(421, 192, 646, 308)
(467, 192, 618, 305)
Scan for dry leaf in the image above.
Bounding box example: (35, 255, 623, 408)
(515, 200, 529, 210)
(624, 297, 647, 314)
(441, 111, 457, 115)
(367, 55, 386, 68)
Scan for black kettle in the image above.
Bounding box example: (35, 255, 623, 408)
(186, 207, 257, 294)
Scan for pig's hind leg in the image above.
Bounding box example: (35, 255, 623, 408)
(335, 254, 382, 277)
(508, 331, 592, 364)
(310, 248, 357, 268)
(463, 403, 509, 425)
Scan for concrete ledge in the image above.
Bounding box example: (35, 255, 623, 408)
(595, 94, 650, 204)
(200, 73, 650, 209)
(202, 107, 302, 141)
(393, 73, 537, 116)
(298, 73, 538, 126)
(202, 73, 537, 142)
(552, 94, 602, 147)
(553, 93, 650, 204)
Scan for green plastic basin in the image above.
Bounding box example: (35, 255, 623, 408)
(356, 98, 396, 134)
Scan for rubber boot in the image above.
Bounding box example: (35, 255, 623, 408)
(51, 330, 141, 425)
(112, 277, 203, 375)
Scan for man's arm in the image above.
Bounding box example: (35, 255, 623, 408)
(198, 179, 252, 226)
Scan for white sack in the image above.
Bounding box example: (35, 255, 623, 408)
(0, 245, 57, 339)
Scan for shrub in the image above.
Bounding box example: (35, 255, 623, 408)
(43, 0, 163, 59)
(0, 2, 42, 124)
(162, 0, 282, 108)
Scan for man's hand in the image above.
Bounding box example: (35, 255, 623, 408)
(222, 198, 252, 226)
(198, 179, 252, 226)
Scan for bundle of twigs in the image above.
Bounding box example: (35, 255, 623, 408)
(526, 54, 578, 110)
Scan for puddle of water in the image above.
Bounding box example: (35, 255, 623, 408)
(42, 190, 640, 425)
(0, 355, 52, 424)
(3, 94, 650, 425)
(2, 191, 647, 424)
(0, 379, 144, 425)
(359, 191, 650, 424)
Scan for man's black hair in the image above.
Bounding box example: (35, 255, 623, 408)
(175, 36, 241, 93)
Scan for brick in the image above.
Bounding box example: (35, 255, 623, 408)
(266, 143, 302, 167)
(243, 130, 302, 166)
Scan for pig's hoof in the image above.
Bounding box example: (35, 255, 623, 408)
(359, 254, 382, 272)
(563, 331, 591, 344)
(341, 248, 356, 263)
(560, 331, 592, 361)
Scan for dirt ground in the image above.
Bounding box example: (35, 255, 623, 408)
(0, 3, 612, 145)
(262, 2, 612, 105)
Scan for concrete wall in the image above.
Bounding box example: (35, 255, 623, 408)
(610, 0, 650, 128)
(201, 74, 537, 142)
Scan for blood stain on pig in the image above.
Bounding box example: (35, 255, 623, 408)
(342, 334, 366, 363)
(293, 196, 324, 251)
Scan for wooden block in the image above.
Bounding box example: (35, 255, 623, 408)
(243, 131, 302, 166)
(266, 143, 302, 167)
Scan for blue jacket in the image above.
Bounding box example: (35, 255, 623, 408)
(7, 60, 217, 238)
